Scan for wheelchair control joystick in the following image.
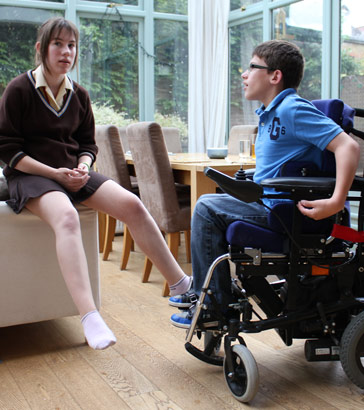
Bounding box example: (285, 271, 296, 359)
(234, 167, 247, 180)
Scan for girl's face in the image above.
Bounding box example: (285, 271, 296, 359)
(44, 28, 77, 77)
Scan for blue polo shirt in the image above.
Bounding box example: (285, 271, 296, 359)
(253, 89, 342, 205)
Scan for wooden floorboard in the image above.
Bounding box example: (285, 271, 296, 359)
(0, 234, 363, 409)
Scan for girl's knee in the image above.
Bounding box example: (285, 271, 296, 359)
(57, 206, 81, 233)
(126, 195, 149, 221)
(117, 194, 148, 224)
(128, 195, 148, 217)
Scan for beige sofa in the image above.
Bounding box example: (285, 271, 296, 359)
(0, 170, 100, 328)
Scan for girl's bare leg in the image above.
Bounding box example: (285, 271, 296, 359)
(82, 180, 191, 294)
(26, 191, 116, 349)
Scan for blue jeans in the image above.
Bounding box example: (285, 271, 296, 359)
(191, 193, 268, 307)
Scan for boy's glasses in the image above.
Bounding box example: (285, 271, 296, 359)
(248, 63, 275, 71)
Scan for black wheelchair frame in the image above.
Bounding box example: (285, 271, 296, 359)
(183, 150, 364, 403)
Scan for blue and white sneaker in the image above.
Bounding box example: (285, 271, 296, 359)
(168, 290, 198, 308)
(170, 309, 219, 329)
(170, 311, 192, 329)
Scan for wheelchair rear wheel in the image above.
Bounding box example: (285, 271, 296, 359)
(340, 310, 364, 389)
(223, 344, 259, 403)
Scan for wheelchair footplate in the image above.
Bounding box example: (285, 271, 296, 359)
(184, 253, 262, 402)
(184, 254, 230, 366)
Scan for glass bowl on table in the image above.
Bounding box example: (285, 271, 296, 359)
(206, 147, 228, 159)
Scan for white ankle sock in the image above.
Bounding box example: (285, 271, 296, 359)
(169, 275, 192, 296)
(81, 310, 116, 350)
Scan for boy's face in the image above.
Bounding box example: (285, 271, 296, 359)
(241, 55, 275, 105)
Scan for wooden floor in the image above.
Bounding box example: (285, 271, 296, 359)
(0, 234, 363, 409)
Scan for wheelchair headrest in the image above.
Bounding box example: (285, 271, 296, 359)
(311, 99, 355, 133)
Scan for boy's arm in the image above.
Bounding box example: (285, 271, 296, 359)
(297, 131, 360, 220)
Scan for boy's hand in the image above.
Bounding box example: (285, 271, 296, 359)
(297, 198, 344, 221)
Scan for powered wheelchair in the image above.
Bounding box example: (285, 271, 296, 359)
(183, 99, 364, 402)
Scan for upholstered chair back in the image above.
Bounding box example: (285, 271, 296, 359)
(94, 125, 132, 191)
(126, 122, 190, 234)
(162, 127, 182, 153)
(228, 124, 258, 155)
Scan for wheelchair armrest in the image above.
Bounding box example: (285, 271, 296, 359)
(204, 167, 263, 203)
(350, 175, 364, 191)
(262, 175, 364, 196)
(261, 176, 336, 195)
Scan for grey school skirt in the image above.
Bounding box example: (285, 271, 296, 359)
(6, 170, 110, 214)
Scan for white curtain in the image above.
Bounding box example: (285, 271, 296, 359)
(188, 0, 230, 152)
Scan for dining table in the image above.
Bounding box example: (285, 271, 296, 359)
(126, 152, 255, 216)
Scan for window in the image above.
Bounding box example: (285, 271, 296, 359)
(85, 0, 137, 5)
(272, 0, 323, 101)
(154, 0, 187, 15)
(229, 18, 263, 127)
(230, 0, 261, 11)
(0, 6, 62, 95)
(154, 19, 188, 148)
(340, 1, 364, 110)
(1, 0, 361, 151)
(80, 16, 139, 120)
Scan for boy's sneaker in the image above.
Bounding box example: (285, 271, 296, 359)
(170, 309, 219, 329)
(170, 311, 192, 329)
(168, 290, 198, 308)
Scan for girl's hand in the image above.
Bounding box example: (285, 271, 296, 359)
(54, 167, 90, 192)
(76, 162, 90, 173)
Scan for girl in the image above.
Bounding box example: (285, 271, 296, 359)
(0, 17, 191, 350)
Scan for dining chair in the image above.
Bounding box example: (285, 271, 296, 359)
(162, 127, 182, 153)
(126, 122, 191, 296)
(228, 124, 258, 155)
(120, 126, 182, 154)
(94, 125, 137, 269)
(118, 126, 129, 152)
(118, 126, 139, 191)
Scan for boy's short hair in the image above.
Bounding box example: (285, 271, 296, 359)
(35, 17, 79, 73)
(253, 40, 304, 90)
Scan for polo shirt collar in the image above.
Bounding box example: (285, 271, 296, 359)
(33, 65, 73, 93)
(256, 88, 296, 116)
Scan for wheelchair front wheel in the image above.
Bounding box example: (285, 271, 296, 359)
(223, 344, 259, 403)
(340, 310, 364, 389)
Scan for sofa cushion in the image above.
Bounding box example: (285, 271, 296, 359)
(0, 168, 9, 201)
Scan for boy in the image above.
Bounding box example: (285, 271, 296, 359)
(170, 40, 360, 328)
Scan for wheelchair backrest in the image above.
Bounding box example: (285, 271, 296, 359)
(311, 99, 355, 133)
(311, 99, 355, 176)
(279, 99, 355, 178)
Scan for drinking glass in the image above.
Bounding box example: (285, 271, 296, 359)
(239, 139, 251, 159)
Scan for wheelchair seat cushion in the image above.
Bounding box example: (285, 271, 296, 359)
(226, 202, 337, 254)
(226, 220, 286, 253)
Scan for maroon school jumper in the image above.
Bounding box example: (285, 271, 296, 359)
(0, 71, 108, 212)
